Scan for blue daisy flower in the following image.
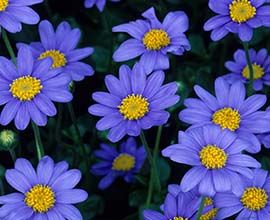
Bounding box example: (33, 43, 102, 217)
(0, 0, 43, 33)
(112, 7, 190, 74)
(143, 188, 199, 220)
(84, 0, 121, 12)
(179, 77, 270, 153)
(0, 45, 72, 130)
(223, 48, 270, 91)
(20, 20, 94, 82)
(91, 137, 146, 189)
(204, 0, 270, 42)
(88, 63, 179, 142)
(166, 184, 218, 220)
(162, 125, 261, 197)
(215, 169, 270, 220)
(0, 156, 88, 219)
(257, 107, 270, 148)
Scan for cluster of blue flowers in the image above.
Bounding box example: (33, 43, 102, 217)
(0, 0, 269, 219)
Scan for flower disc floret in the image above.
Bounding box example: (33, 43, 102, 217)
(143, 29, 171, 50)
(212, 107, 241, 131)
(200, 208, 218, 220)
(10, 76, 42, 101)
(229, 0, 256, 23)
(172, 217, 188, 220)
(200, 145, 227, 169)
(24, 184, 55, 213)
(241, 187, 268, 211)
(242, 64, 265, 80)
(0, 0, 8, 11)
(112, 153, 135, 171)
(39, 50, 67, 68)
(118, 94, 149, 120)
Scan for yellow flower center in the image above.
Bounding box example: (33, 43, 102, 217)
(229, 0, 256, 23)
(241, 187, 268, 211)
(212, 107, 241, 131)
(204, 197, 214, 206)
(24, 185, 55, 213)
(200, 208, 218, 220)
(38, 50, 67, 68)
(143, 29, 171, 50)
(118, 94, 149, 120)
(200, 145, 227, 169)
(112, 153, 135, 171)
(172, 217, 188, 220)
(10, 76, 43, 101)
(242, 64, 265, 80)
(0, 0, 8, 11)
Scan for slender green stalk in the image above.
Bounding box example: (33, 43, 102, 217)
(101, 7, 114, 72)
(196, 196, 206, 220)
(140, 127, 163, 206)
(2, 29, 16, 64)
(243, 42, 254, 95)
(67, 102, 90, 169)
(8, 149, 16, 162)
(152, 126, 162, 192)
(31, 122, 45, 160)
(140, 132, 154, 165)
(55, 103, 63, 144)
(154, 126, 162, 158)
(44, 0, 53, 17)
(146, 171, 154, 206)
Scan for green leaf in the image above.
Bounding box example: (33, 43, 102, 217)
(261, 157, 270, 171)
(129, 189, 147, 208)
(79, 194, 104, 220)
(156, 157, 171, 185)
(189, 34, 207, 57)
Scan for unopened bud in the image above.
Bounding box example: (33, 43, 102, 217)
(0, 130, 18, 151)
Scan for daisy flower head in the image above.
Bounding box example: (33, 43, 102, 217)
(0, 156, 88, 219)
(88, 63, 179, 142)
(257, 107, 270, 148)
(215, 169, 270, 220)
(0, 45, 72, 130)
(204, 0, 270, 42)
(0, 0, 43, 33)
(162, 125, 261, 197)
(166, 184, 218, 220)
(84, 0, 121, 12)
(143, 190, 199, 220)
(91, 137, 146, 189)
(112, 7, 190, 74)
(179, 77, 270, 153)
(22, 20, 94, 82)
(223, 48, 270, 91)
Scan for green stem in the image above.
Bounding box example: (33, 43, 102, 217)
(8, 149, 16, 162)
(154, 126, 162, 157)
(146, 171, 154, 206)
(140, 127, 163, 206)
(44, 0, 53, 17)
(67, 102, 90, 169)
(31, 122, 45, 160)
(140, 132, 154, 165)
(2, 29, 16, 64)
(243, 42, 254, 95)
(101, 7, 114, 72)
(196, 196, 206, 220)
(55, 103, 63, 144)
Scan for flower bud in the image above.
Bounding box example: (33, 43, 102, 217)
(0, 130, 18, 151)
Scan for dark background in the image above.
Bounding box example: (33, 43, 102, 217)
(0, 0, 270, 219)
